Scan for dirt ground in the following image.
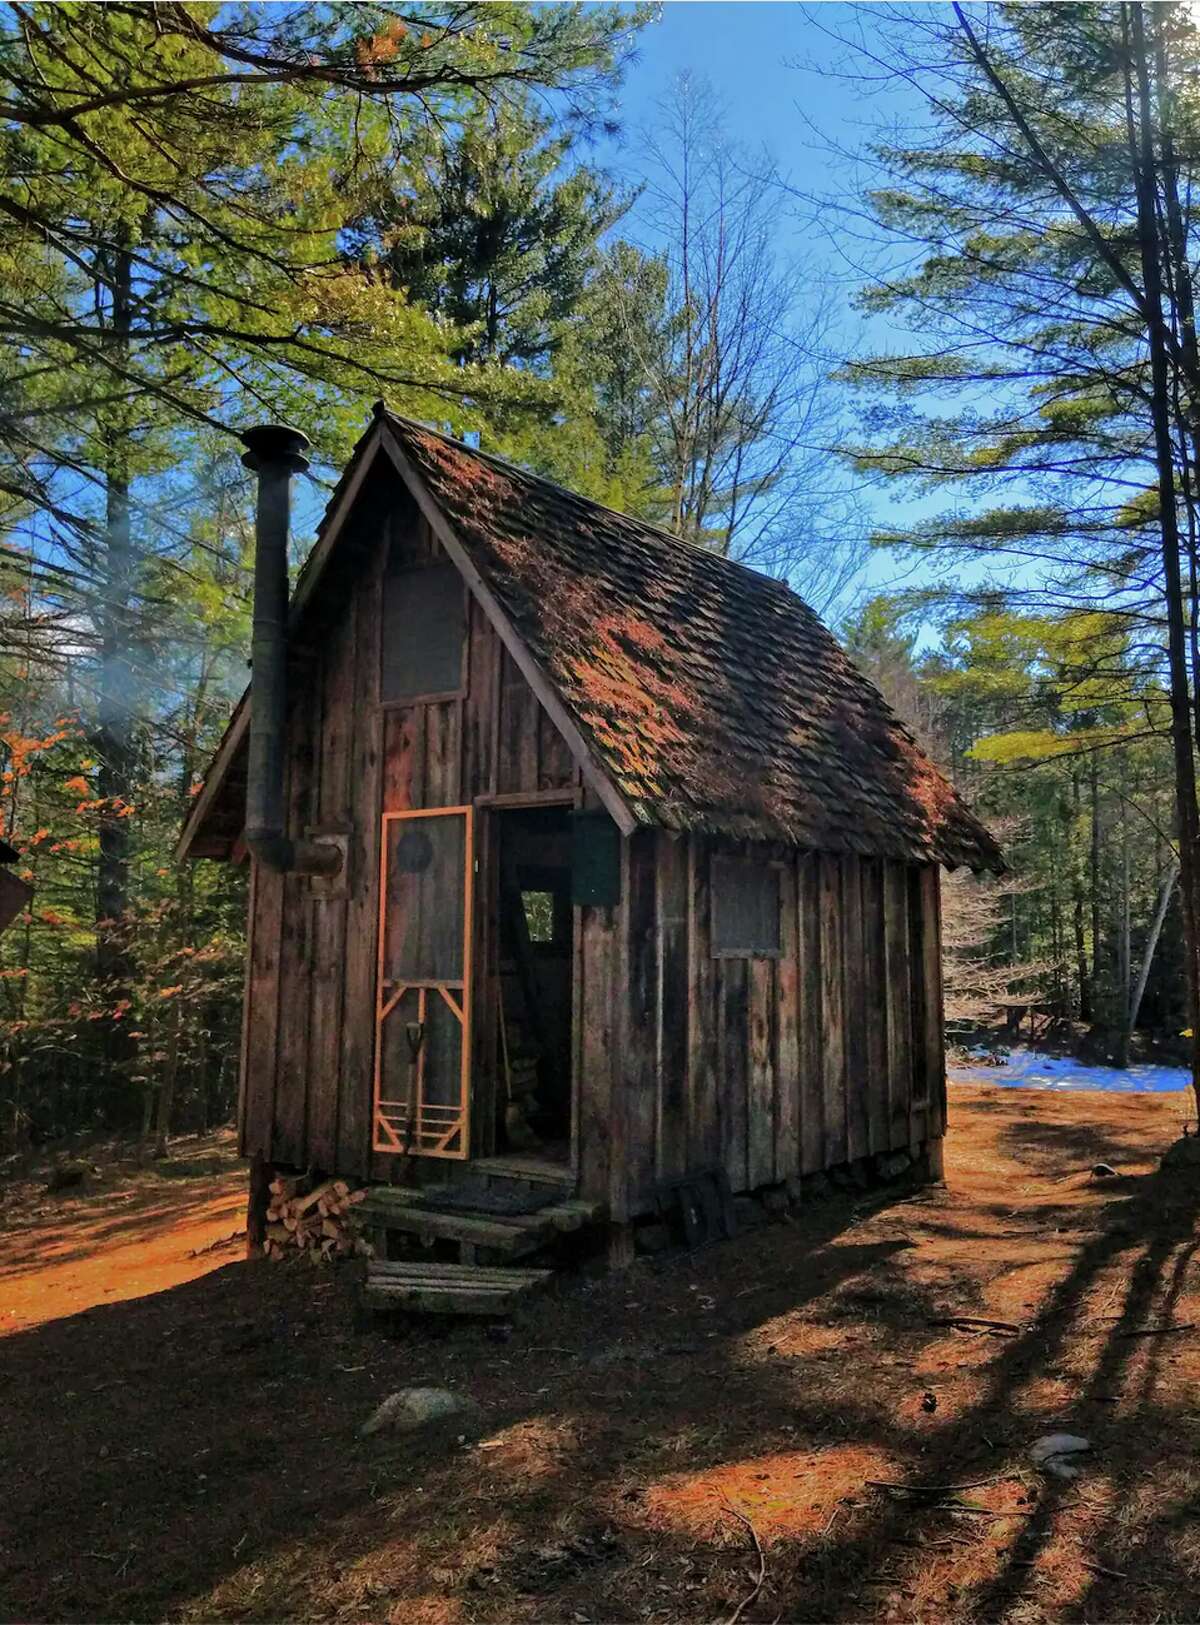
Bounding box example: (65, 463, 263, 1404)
(2, 1087, 1200, 1624)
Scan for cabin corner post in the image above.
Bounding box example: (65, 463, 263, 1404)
(246, 1151, 271, 1257)
(924, 862, 948, 1185)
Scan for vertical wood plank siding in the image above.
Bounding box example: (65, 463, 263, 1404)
(609, 835, 946, 1219)
(240, 500, 594, 1180)
(239, 497, 948, 1204)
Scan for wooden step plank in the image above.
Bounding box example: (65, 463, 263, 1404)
(357, 1205, 553, 1253)
(360, 1192, 603, 1238)
(470, 1156, 574, 1187)
(368, 1261, 552, 1286)
(538, 1198, 608, 1232)
(365, 1283, 523, 1315)
(363, 1261, 553, 1316)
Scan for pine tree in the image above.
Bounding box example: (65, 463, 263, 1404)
(837, 1, 1200, 1105)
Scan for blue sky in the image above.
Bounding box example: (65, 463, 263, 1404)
(595, 2, 944, 619)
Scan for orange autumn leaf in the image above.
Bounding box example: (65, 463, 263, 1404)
(159, 985, 183, 999)
(64, 775, 89, 795)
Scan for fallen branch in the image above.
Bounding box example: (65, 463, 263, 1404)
(722, 1501, 766, 1625)
(187, 1229, 245, 1258)
(928, 1316, 1021, 1335)
(1115, 1322, 1195, 1339)
(1081, 1559, 1127, 1580)
(866, 1477, 1004, 1494)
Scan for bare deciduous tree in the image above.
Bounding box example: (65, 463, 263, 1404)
(607, 75, 863, 609)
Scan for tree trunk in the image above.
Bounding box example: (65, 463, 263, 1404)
(1071, 772, 1092, 1019)
(1089, 752, 1102, 1015)
(1126, 1, 1200, 1119)
(94, 237, 139, 1120)
(1123, 864, 1178, 1062)
(154, 1001, 182, 1158)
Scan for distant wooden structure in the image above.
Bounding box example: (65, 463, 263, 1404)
(180, 408, 999, 1253)
(0, 838, 31, 936)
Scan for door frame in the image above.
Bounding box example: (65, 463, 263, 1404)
(477, 789, 582, 1176)
(372, 804, 474, 1159)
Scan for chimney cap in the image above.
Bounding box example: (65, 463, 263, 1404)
(240, 423, 311, 474)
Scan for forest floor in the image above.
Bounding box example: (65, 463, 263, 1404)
(2, 1087, 1200, 1624)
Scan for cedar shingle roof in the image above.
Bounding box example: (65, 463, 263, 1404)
(389, 414, 997, 869)
(181, 411, 1000, 871)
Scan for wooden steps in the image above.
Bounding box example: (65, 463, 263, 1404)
(470, 1155, 574, 1188)
(357, 1169, 607, 1319)
(358, 1183, 606, 1252)
(364, 1259, 553, 1316)
(357, 1195, 553, 1257)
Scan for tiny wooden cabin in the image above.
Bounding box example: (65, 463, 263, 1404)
(181, 408, 999, 1243)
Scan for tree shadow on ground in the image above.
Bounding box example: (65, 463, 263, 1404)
(0, 1179, 244, 1282)
(2, 1093, 1199, 1623)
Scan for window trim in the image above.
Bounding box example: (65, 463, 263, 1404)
(710, 853, 784, 960)
(379, 561, 469, 708)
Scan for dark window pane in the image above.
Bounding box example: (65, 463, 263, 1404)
(382, 564, 465, 701)
(712, 856, 781, 957)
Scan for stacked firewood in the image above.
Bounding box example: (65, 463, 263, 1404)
(264, 1175, 371, 1263)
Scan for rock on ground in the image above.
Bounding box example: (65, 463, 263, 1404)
(1029, 1433, 1092, 1479)
(359, 1387, 484, 1438)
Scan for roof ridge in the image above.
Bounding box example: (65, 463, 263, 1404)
(376, 406, 810, 606)
(376, 407, 949, 794)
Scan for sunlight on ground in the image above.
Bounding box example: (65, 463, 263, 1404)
(643, 1444, 900, 1538)
(0, 1151, 245, 1333)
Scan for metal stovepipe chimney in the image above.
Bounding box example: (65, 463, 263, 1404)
(240, 424, 341, 876)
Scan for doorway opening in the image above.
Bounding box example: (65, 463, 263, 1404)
(492, 804, 574, 1166)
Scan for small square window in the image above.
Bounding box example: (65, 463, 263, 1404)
(712, 856, 781, 957)
(522, 890, 556, 944)
(381, 563, 465, 702)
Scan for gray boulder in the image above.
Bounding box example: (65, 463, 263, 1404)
(360, 1387, 484, 1438)
(1029, 1433, 1092, 1479)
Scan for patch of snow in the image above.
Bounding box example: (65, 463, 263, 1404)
(950, 1044, 1190, 1094)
